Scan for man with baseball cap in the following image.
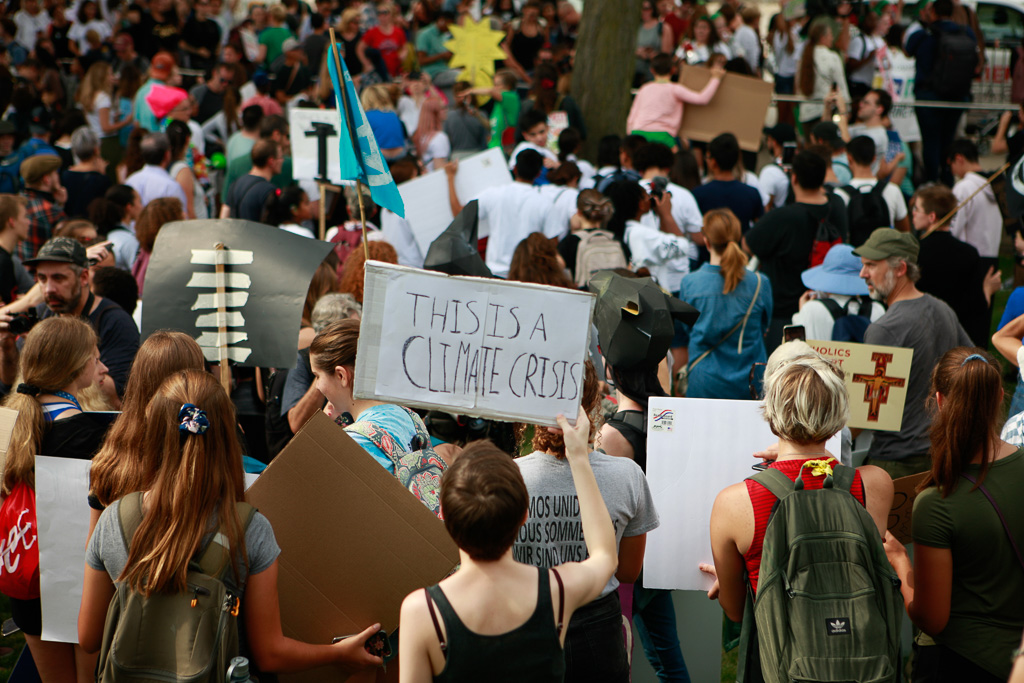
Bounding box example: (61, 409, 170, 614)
(18, 154, 65, 262)
(0, 237, 139, 406)
(854, 227, 972, 477)
(133, 52, 177, 132)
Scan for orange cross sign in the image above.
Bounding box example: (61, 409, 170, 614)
(851, 352, 906, 421)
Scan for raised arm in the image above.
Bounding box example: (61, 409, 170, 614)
(993, 312, 1024, 366)
(675, 64, 725, 105)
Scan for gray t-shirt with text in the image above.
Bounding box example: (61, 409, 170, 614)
(513, 450, 659, 596)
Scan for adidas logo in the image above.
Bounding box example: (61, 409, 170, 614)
(826, 617, 851, 636)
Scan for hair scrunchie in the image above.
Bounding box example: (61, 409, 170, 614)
(960, 353, 988, 367)
(16, 383, 40, 396)
(178, 403, 209, 435)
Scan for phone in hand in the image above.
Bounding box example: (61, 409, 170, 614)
(333, 629, 392, 659)
(783, 325, 806, 343)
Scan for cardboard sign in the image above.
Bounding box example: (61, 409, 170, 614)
(806, 340, 913, 432)
(245, 412, 459, 683)
(887, 471, 930, 545)
(0, 406, 18, 474)
(141, 219, 334, 369)
(36, 456, 92, 644)
(677, 65, 773, 153)
(644, 398, 841, 591)
(396, 147, 512, 254)
(355, 262, 595, 426)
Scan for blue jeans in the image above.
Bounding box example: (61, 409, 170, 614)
(564, 590, 630, 683)
(633, 584, 691, 683)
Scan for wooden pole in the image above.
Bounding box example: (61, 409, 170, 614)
(921, 159, 1013, 239)
(213, 242, 231, 397)
(328, 28, 370, 261)
(318, 181, 327, 241)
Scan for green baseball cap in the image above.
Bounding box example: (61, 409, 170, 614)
(852, 228, 920, 264)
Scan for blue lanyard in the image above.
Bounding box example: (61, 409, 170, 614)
(52, 391, 82, 411)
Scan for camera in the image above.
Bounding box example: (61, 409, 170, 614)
(7, 310, 38, 336)
(650, 176, 670, 201)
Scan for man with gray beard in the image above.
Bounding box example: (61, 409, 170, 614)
(854, 228, 972, 478)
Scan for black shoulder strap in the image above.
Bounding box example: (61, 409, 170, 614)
(424, 588, 447, 652)
(820, 297, 845, 321)
(855, 296, 873, 317)
(870, 179, 888, 198)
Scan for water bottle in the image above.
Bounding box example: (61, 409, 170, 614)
(226, 656, 251, 683)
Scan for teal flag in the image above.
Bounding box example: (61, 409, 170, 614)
(327, 46, 406, 218)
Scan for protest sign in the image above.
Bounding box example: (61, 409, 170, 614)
(36, 456, 91, 643)
(805, 340, 913, 432)
(887, 471, 930, 545)
(290, 107, 352, 186)
(246, 412, 459, 683)
(678, 65, 773, 152)
(141, 219, 334, 369)
(644, 398, 841, 591)
(396, 147, 512, 254)
(356, 262, 595, 426)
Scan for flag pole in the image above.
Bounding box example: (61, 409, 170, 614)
(328, 28, 370, 261)
(921, 158, 1013, 239)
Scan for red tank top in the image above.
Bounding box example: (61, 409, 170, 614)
(743, 457, 866, 593)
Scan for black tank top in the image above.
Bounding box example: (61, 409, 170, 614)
(425, 567, 565, 683)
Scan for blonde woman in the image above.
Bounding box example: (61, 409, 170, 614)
(361, 84, 407, 161)
(2, 317, 110, 683)
(78, 62, 133, 143)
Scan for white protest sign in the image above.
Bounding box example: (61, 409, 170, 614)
(355, 262, 594, 426)
(36, 456, 91, 643)
(289, 108, 357, 186)
(644, 398, 841, 591)
(397, 147, 512, 254)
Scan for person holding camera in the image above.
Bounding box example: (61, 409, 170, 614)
(0, 237, 139, 407)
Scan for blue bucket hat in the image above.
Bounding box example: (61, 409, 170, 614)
(801, 244, 869, 296)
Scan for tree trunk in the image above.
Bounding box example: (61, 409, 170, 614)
(571, 0, 642, 161)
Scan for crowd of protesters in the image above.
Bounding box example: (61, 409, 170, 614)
(0, 0, 1022, 681)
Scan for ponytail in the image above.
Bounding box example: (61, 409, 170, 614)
(924, 347, 1003, 496)
(702, 208, 747, 294)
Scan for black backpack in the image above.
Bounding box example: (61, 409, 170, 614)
(928, 23, 979, 100)
(820, 296, 873, 343)
(842, 181, 890, 247)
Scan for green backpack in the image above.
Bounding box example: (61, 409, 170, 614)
(737, 463, 903, 683)
(97, 492, 257, 683)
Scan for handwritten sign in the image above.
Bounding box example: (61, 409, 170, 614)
(887, 471, 930, 545)
(806, 340, 913, 432)
(644, 398, 841, 591)
(355, 262, 594, 426)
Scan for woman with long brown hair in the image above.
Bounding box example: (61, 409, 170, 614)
(796, 17, 849, 129)
(88, 331, 206, 530)
(2, 317, 109, 683)
(507, 232, 575, 289)
(78, 62, 133, 145)
(885, 348, 1024, 682)
(78, 370, 383, 674)
(678, 208, 772, 398)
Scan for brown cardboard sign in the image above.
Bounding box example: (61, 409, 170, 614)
(677, 65, 774, 153)
(245, 412, 460, 683)
(887, 471, 931, 545)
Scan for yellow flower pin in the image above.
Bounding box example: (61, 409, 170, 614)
(803, 459, 834, 478)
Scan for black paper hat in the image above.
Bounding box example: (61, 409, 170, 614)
(588, 272, 700, 370)
(424, 200, 493, 278)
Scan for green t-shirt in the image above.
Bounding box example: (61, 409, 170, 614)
(222, 154, 294, 202)
(912, 447, 1024, 678)
(487, 90, 520, 149)
(259, 26, 294, 67)
(415, 24, 451, 79)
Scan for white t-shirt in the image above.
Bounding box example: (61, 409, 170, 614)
(508, 141, 558, 170)
(540, 185, 579, 241)
(381, 209, 424, 268)
(772, 28, 803, 77)
(846, 33, 885, 85)
(13, 9, 50, 51)
(847, 124, 888, 173)
(280, 223, 316, 239)
(732, 24, 761, 73)
(791, 294, 886, 341)
(951, 171, 1002, 259)
(69, 19, 112, 53)
(624, 219, 697, 293)
(422, 132, 451, 172)
(833, 177, 908, 228)
(743, 169, 770, 207)
(639, 178, 703, 235)
(86, 91, 112, 139)
(758, 162, 789, 209)
(474, 182, 549, 277)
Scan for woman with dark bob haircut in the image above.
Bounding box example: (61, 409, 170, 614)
(398, 407, 617, 681)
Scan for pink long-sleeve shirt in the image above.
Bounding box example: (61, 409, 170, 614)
(626, 78, 722, 135)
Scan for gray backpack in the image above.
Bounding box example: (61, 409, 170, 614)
(97, 492, 257, 683)
(737, 464, 903, 683)
(574, 229, 627, 287)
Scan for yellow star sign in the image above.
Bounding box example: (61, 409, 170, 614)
(444, 17, 506, 76)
